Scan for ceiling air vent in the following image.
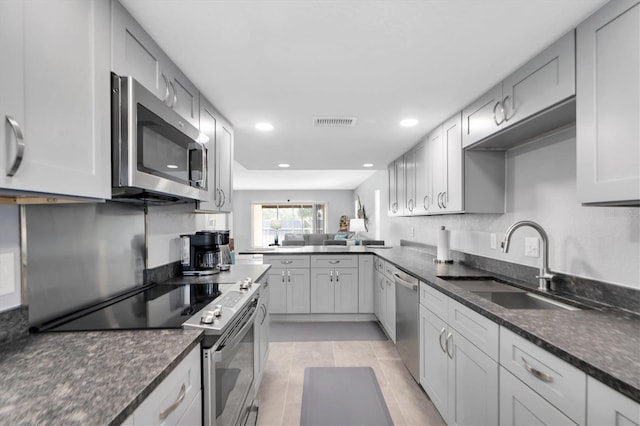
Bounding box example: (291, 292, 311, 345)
(313, 117, 358, 128)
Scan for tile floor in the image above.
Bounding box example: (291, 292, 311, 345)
(256, 340, 446, 426)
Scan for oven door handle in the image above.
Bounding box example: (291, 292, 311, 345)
(213, 306, 259, 362)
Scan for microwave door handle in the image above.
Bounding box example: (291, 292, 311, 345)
(188, 144, 205, 187)
(213, 306, 259, 362)
(200, 147, 207, 189)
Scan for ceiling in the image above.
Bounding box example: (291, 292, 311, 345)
(120, 0, 607, 190)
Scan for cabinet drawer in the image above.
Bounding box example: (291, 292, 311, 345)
(500, 327, 586, 424)
(264, 255, 310, 268)
(448, 298, 499, 362)
(134, 346, 201, 425)
(500, 366, 575, 426)
(311, 255, 358, 268)
(420, 282, 449, 321)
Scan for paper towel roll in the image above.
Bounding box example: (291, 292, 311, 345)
(437, 226, 451, 261)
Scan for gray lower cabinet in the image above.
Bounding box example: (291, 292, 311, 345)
(310, 267, 358, 313)
(1, 0, 111, 199)
(267, 267, 310, 314)
(587, 376, 640, 426)
(577, 0, 640, 205)
(419, 285, 499, 426)
(254, 281, 270, 392)
(358, 255, 374, 313)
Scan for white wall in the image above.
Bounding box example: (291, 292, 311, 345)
(232, 190, 356, 250)
(0, 205, 21, 312)
(355, 126, 640, 289)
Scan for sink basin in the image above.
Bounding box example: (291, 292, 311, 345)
(442, 277, 581, 311)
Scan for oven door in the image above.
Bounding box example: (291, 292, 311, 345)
(203, 303, 258, 426)
(113, 74, 209, 201)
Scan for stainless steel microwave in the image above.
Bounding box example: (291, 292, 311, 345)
(111, 73, 208, 203)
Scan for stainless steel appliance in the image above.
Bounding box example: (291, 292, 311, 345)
(184, 279, 262, 426)
(395, 269, 420, 382)
(181, 231, 232, 276)
(111, 73, 208, 203)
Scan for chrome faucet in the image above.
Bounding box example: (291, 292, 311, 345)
(501, 220, 555, 291)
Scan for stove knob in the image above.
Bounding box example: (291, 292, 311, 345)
(201, 311, 215, 324)
(212, 305, 223, 317)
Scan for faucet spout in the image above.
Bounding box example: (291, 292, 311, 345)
(501, 220, 555, 291)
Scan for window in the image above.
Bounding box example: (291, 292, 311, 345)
(252, 203, 327, 247)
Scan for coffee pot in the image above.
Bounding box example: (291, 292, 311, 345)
(181, 231, 230, 276)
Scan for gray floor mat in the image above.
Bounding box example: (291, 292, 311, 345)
(269, 321, 387, 342)
(301, 367, 394, 426)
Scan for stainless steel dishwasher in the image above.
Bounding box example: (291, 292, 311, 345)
(394, 269, 420, 382)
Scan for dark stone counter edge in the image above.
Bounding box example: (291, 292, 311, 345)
(378, 255, 640, 404)
(108, 332, 204, 426)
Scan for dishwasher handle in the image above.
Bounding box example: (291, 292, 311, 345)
(393, 273, 418, 291)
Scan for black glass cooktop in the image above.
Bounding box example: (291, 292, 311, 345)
(35, 283, 221, 332)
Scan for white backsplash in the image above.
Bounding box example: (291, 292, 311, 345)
(356, 126, 640, 290)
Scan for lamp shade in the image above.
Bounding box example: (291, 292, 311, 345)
(349, 218, 366, 232)
(270, 220, 282, 230)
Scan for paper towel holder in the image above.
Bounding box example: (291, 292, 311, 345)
(434, 225, 454, 263)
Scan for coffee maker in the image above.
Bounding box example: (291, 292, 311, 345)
(181, 231, 231, 276)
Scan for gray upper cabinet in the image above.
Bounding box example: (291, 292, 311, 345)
(404, 149, 417, 215)
(432, 113, 463, 213)
(111, 0, 199, 128)
(463, 31, 575, 149)
(413, 140, 431, 215)
(1, 0, 111, 200)
(388, 157, 404, 216)
(577, 0, 640, 205)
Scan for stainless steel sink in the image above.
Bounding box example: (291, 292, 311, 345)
(442, 277, 581, 311)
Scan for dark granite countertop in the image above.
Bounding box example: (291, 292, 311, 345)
(238, 245, 382, 255)
(372, 246, 640, 403)
(0, 329, 203, 425)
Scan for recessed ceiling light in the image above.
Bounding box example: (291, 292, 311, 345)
(277, 163, 290, 168)
(363, 163, 374, 168)
(166, 164, 178, 169)
(400, 118, 419, 127)
(255, 122, 274, 131)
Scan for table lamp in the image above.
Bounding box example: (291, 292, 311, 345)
(349, 218, 366, 245)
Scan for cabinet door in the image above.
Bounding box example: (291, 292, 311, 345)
(385, 277, 396, 342)
(198, 96, 216, 204)
(215, 121, 234, 212)
(111, 0, 168, 101)
(442, 113, 463, 213)
(267, 268, 287, 314)
(374, 270, 385, 323)
(429, 125, 445, 212)
(502, 31, 575, 129)
(462, 84, 503, 148)
(447, 330, 498, 426)
(420, 306, 449, 423)
(587, 376, 640, 426)
(18, 0, 110, 199)
(413, 140, 431, 215)
(499, 367, 575, 426)
(358, 255, 374, 313)
(287, 269, 310, 313)
(310, 268, 335, 313)
(334, 268, 359, 313)
(168, 66, 200, 128)
(388, 158, 403, 215)
(404, 150, 416, 215)
(577, 1, 640, 204)
(0, 0, 24, 189)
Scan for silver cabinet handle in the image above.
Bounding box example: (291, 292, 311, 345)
(220, 188, 226, 208)
(446, 333, 453, 359)
(492, 100, 505, 126)
(281, 260, 293, 264)
(260, 304, 267, 325)
(287, 271, 291, 282)
(329, 270, 333, 282)
(159, 383, 186, 420)
(169, 81, 177, 108)
(442, 192, 447, 209)
(522, 357, 554, 383)
(329, 260, 340, 264)
(408, 199, 414, 212)
(161, 73, 170, 104)
(5, 116, 24, 177)
(379, 277, 384, 290)
(391, 202, 398, 213)
(502, 96, 511, 122)
(215, 188, 223, 207)
(335, 270, 339, 283)
(423, 195, 429, 211)
(281, 270, 285, 283)
(438, 327, 447, 353)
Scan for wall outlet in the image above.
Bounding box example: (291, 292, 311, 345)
(490, 233, 497, 250)
(525, 237, 539, 257)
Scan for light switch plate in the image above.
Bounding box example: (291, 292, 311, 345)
(0, 252, 16, 297)
(525, 237, 539, 257)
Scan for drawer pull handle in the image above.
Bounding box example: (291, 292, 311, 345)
(329, 260, 340, 264)
(281, 260, 293, 264)
(6, 115, 24, 177)
(438, 328, 447, 353)
(159, 383, 186, 420)
(446, 332, 453, 359)
(522, 357, 554, 383)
